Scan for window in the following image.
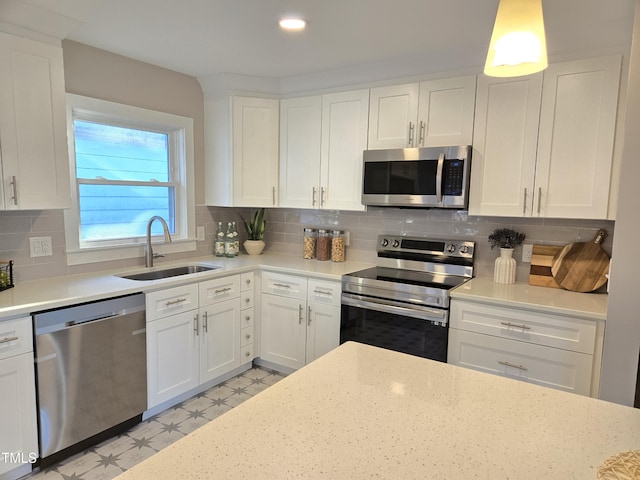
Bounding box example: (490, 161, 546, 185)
(64, 94, 195, 265)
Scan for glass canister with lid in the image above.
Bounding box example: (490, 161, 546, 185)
(316, 229, 331, 261)
(331, 230, 346, 262)
(303, 228, 317, 259)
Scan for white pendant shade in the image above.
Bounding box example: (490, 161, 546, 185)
(484, 0, 548, 77)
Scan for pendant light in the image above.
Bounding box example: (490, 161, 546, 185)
(484, 0, 548, 77)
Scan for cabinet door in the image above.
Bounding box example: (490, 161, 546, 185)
(200, 299, 241, 383)
(306, 302, 340, 363)
(260, 294, 306, 370)
(0, 32, 70, 210)
(279, 96, 322, 208)
(147, 310, 200, 408)
(417, 75, 476, 147)
(448, 328, 593, 396)
(232, 96, 279, 207)
(368, 83, 419, 149)
(469, 74, 542, 216)
(320, 89, 369, 211)
(0, 353, 38, 476)
(535, 55, 621, 219)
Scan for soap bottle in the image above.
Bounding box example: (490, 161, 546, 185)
(214, 222, 225, 257)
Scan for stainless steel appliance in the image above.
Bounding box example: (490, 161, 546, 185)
(33, 294, 147, 467)
(361, 145, 471, 208)
(341, 235, 475, 361)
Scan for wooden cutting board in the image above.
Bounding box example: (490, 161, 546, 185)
(550, 229, 610, 293)
(529, 244, 563, 289)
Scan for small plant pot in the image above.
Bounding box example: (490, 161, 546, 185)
(244, 240, 265, 256)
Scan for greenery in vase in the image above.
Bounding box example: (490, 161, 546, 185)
(488, 228, 525, 249)
(239, 208, 266, 240)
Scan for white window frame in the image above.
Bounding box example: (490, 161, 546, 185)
(64, 94, 196, 266)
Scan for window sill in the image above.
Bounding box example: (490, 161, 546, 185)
(66, 239, 197, 266)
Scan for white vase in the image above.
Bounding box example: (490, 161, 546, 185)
(494, 248, 517, 284)
(244, 239, 265, 255)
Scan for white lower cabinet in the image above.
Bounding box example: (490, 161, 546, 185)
(259, 272, 341, 372)
(447, 299, 598, 396)
(0, 317, 38, 478)
(146, 274, 255, 410)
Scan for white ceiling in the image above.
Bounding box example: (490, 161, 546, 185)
(1, 0, 637, 84)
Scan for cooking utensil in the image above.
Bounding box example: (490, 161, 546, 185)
(551, 229, 610, 293)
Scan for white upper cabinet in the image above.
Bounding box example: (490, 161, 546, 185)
(0, 32, 71, 210)
(279, 89, 369, 211)
(205, 96, 279, 207)
(470, 55, 621, 219)
(368, 76, 476, 149)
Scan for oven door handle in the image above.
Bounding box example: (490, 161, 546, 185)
(341, 294, 447, 324)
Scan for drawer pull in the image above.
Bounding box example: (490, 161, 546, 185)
(313, 288, 332, 296)
(498, 360, 528, 371)
(245, 334, 252, 340)
(500, 321, 531, 331)
(245, 315, 251, 321)
(215, 287, 232, 294)
(194, 313, 199, 336)
(273, 283, 291, 289)
(165, 298, 187, 306)
(298, 304, 303, 324)
(0, 336, 19, 344)
(245, 297, 251, 303)
(245, 350, 251, 357)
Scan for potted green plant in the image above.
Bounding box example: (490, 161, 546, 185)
(488, 228, 526, 284)
(239, 208, 266, 255)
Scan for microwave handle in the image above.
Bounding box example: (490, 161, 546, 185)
(436, 153, 445, 204)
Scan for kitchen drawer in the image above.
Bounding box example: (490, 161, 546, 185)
(308, 279, 341, 307)
(0, 316, 32, 360)
(241, 272, 255, 291)
(450, 300, 597, 354)
(241, 308, 254, 329)
(448, 328, 593, 396)
(146, 284, 199, 322)
(199, 275, 241, 306)
(261, 271, 307, 300)
(241, 326, 254, 347)
(241, 290, 254, 310)
(241, 343, 254, 364)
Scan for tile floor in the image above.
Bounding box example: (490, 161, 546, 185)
(27, 366, 285, 480)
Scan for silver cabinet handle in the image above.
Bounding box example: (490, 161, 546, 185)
(273, 283, 291, 289)
(408, 122, 415, 147)
(10, 176, 17, 206)
(0, 336, 19, 344)
(498, 361, 528, 371)
(537, 186, 542, 215)
(313, 288, 332, 296)
(523, 188, 528, 216)
(245, 333, 252, 340)
(246, 278, 252, 285)
(214, 287, 232, 294)
(307, 305, 312, 326)
(165, 298, 187, 306)
(418, 121, 426, 146)
(245, 315, 251, 321)
(272, 186, 276, 206)
(298, 304, 303, 325)
(320, 187, 326, 207)
(312, 187, 317, 207)
(203, 311, 208, 334)
(500, 321, 531, 331)
(245, 350, 251, 358)
(194, 313, 199, 336)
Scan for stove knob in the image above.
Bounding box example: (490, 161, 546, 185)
(392, 239, 400, 248)
(459, 245, 469, 254)
(446, 244, 456, 253)
(380, 238, 389, 247)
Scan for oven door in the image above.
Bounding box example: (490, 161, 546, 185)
(340, 293, 449, 362)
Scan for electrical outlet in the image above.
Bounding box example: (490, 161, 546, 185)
(196, 226, 205, 241)
(30, 236, 52, 257)
(344, 231, 350, 246)
(522, 244, 533, 263)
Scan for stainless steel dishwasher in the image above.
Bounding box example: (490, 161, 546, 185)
(33, 293, 146, 467)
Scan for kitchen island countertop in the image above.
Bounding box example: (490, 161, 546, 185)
(115, 341, 639, 480)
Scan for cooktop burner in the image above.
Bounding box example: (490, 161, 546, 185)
(346, 266, 464, 290)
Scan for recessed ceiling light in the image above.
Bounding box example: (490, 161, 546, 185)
(278, 17, 307, 31)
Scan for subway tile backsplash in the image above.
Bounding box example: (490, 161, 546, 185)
(0, 206, 614, 283)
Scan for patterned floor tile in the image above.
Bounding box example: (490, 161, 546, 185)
(115, 446, 156, 471)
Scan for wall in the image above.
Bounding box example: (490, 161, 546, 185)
(600, 0, 640, 406)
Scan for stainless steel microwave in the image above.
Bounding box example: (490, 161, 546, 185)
(361, 145, 471, 209)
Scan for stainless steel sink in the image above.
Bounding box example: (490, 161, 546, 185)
(118, 264, 220, 281)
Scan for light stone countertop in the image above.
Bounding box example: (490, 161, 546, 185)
(452, 277, 608, 320)
(0, 253, 373, 319)
(115, 341, 640, 480)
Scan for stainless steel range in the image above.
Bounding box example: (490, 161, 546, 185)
(340, 235, 475, 362)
